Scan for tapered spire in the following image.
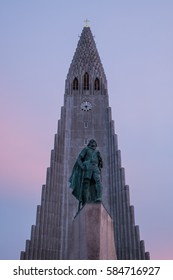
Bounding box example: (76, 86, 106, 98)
(65, 26, 107, 94)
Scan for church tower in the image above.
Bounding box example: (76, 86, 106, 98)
(21, 25, 150, 260)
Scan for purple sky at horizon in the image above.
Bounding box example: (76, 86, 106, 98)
(0, 0, 173, 260)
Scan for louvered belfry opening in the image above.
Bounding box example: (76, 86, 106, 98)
(83, 72, 89, 90)
(72, 77, 79, 90)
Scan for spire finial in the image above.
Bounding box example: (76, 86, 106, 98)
(84, 19, 90, 27)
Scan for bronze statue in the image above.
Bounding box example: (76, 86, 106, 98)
(69, 139, 103, 211)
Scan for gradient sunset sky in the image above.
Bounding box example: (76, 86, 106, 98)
(0, 0, 173, 259)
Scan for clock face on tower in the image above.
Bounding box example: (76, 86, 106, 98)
(80, 101, 92, 111)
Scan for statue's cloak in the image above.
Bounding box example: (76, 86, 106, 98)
(69, 146, 102, 203)
(69, 161, 97, 202)
(69, 162, 83, 202)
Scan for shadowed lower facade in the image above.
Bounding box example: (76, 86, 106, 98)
(21, 26, 150, 260)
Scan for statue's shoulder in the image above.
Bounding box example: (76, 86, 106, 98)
(96, 150, 101, 156)
(79, 146, 88, 156)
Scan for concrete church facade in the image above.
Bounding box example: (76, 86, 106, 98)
(21, 26, 150, 260)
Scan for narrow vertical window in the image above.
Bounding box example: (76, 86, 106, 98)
(73, 77, 78, 90)
(84, 122, 88, 128)
(83, 72, 89, 90)
(94, 78, 100, 90)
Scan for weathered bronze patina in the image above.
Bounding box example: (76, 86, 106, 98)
(69, 139, 103, 210)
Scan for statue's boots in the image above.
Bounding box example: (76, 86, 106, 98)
(95, 185, 102, 202)
(93, 172, 102, 202)
(82, 181, 91, 205)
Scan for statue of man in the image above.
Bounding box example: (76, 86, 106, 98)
(69, 139, 103, 210)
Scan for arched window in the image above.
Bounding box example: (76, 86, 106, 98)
(94, 78, 100, 90)
(72, 77, 78, 90)
(83, 72, 89, 90)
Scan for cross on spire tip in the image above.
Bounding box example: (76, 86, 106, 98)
(84, 19, 90, 27)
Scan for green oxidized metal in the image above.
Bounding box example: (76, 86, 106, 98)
(69, 139, 103, 211)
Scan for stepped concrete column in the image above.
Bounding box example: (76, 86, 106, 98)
(69, 203, 117, 260)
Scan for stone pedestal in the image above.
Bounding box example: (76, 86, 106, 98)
(69, 203, 117, 259)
